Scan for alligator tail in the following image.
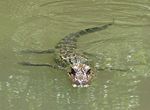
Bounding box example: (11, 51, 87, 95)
(66, 21, 114, 39)
(55, 20, 114, 49)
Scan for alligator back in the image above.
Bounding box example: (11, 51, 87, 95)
(55, 23, 113, 67)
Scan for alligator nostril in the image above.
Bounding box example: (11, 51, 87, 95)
(75, 81, 80, 85)
(82, 81, 88, 85)
(74, 80, 88, 85)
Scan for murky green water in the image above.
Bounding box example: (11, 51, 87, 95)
(0, 0, 150, 110)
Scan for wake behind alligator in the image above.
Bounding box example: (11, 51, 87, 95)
(20, 22, 113, 87)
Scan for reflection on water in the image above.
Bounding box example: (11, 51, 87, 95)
(0, 0, 150, 110)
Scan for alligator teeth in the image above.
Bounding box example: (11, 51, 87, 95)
(72, 84, 89, 88)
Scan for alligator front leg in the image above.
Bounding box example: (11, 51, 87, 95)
(96, 67, 130, 72)
(19, 62, 65, 70)
(20, 48, 55, 54)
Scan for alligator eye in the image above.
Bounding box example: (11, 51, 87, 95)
(69, 68, 76, 76)
(86, 69, 91, 75)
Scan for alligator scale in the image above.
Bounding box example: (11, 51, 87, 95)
(20, 22, 113, 87)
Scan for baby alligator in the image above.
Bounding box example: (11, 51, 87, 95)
(20, 22, 113, 87)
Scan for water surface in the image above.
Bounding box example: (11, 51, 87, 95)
(0, 0, 150, 110)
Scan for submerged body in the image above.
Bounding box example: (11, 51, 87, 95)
(54, 23, 113, 87)
(20, 22, 113, 87)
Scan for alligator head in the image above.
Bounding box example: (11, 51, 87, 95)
(68, 63, 93, 87)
